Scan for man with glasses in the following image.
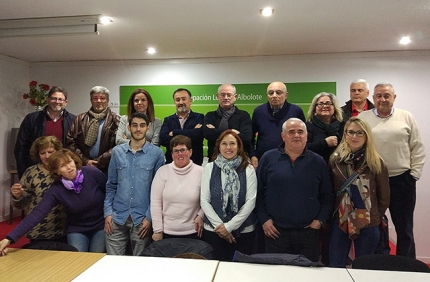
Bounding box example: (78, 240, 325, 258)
(341, 79, 374, 122)
(256, 118, 333, 262)
(203, 83, 252, 159)
(66, 86, 120, 174)
(359, 83, 425, 258)
(105, 112, 164, 255)
(15, 86, 76, 178)
(159, 88, 204, 165)
(250, 81, 305, 169)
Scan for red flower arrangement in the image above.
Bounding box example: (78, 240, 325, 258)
(22, 80, 50, 107)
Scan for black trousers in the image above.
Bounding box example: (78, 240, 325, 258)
(389, 171, 417, 258)
(203, 229, 255, 261)
(264, 226, 320, 262)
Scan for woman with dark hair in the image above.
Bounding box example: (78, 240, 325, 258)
(0, 149, 107, 255)
(116, 88, 162, 146)
(151, 135, 204, 241)
(200, 130, 257, 261)
(10, 136, 67, 243)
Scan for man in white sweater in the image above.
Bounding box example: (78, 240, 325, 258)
(359, 83, 425, 258)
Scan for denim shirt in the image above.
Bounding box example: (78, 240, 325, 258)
(105, 141, 165, 226)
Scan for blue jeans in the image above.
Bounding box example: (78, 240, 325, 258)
(329, 221, 379, 268)
(67, 229, 106, 253)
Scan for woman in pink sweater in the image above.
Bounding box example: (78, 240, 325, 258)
(151, 135, 204, 241)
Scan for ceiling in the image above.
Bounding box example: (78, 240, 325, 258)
(0, 0, 429, 63)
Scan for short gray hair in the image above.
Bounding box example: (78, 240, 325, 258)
(282, 118, 307, 133)
(374, 82, 395, 93)
(217, 84, 236, 94)
(90, 86, 110, 100)
(350, 79, 369, 90)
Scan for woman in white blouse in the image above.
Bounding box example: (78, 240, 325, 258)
(201, 130, 257, 261)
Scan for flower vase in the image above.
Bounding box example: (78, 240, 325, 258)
(34, 105, 44, 111)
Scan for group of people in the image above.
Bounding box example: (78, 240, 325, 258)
(0, 79, 425, 267)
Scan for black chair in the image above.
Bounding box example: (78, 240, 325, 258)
(352, 254, 430, 273)
(140, 238, 214, 259)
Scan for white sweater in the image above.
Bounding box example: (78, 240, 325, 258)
(150, 161, 204, 235)
(359, 108, 425, 178)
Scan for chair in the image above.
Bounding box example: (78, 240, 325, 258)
(352, 254, 430, 273)
(140, 238, 215, 259)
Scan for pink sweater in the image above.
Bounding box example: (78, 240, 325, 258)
(150, 161, 204, 235)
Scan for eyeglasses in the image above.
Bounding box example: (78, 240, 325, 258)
(172, 148, 189, 154)
(316, 102, 334, 108)
(345, 130, 365, 137)
(267, 90, 285, 96)
(49, 97, 66, 103)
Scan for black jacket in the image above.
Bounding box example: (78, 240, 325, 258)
(341, 99, 374, 123)
(159, 110, 204, 165)
(14, 107, 76, 178)
(203, 106, 252, 160)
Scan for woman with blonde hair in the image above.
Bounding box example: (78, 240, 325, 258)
(328, 117, 390, 268)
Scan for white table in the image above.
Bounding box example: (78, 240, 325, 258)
(213, 261, 354, 282)
(347, 268, 430, 282)
(73, 255, 219, 282)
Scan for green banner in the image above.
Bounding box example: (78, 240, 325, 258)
(119, 82, 336, 118)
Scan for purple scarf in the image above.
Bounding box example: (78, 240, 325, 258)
(61, 170, 84, 193)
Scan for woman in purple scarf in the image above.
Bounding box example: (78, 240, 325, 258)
(0, 149, 106, 255)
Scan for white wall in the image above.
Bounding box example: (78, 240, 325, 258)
(2, 50, 429, 261)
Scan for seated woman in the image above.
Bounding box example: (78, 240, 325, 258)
(116, 88, 162, 146)
(306, 92, 344, 163)
(201, 130, 257, 261)
(151, 135, 204, 241)
(11, 136, 67, 244)
(0, 149, 107, 255)
(329, 117, 390, 268)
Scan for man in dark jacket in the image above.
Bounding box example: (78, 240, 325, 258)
(203, 84, 252, 159)
(14, 86, 76, 178)
(256, 118, 333, 262)
(66, 86, 120, 174)
(250, 81, 305, 169)
(341, 79, 374, 122)
(159, 88, 204, 165)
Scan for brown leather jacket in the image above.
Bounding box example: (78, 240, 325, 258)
(330, 158, 390, 228)
(66, 107, 120, 173)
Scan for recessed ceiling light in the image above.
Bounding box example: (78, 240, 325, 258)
(260, 7, 274, 17)
(147, 47, 156, 54)
(399, 36, 411, 45)
(99, 16, 113, 25)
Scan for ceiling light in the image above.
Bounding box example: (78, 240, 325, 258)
(260, 7, 274, 17)
(0, 15, 103, 37)
(399, 36, 411, 45)
(99, 16, 113, 25)
(147, 47, 156, 54)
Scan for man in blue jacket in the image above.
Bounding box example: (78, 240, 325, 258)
(250, 81, 305, 169)
(159, 88, 204, 165)
(256, 118, 333, 262)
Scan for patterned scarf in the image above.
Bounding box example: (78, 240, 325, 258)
(84, 107, 108, 146)
(214, 154, 242, 218)
(216, 106, 235, 131)
(61, 169, 84, 193)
